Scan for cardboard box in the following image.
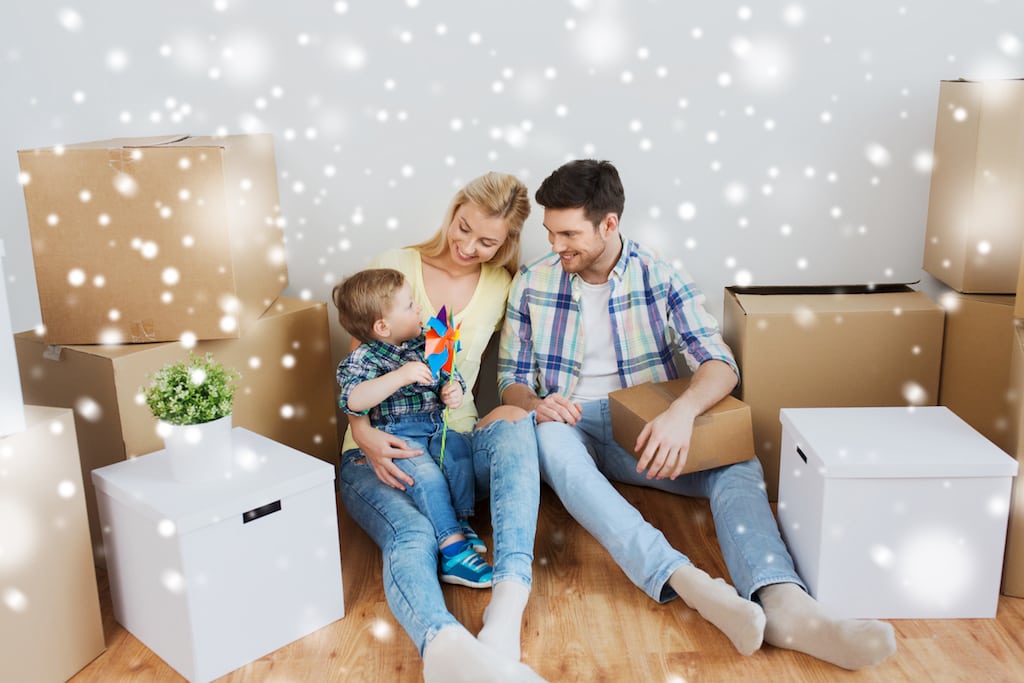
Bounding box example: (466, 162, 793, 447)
(16, 296, 339, 565)
(609, 378, 755, 474)
(18, 134, 288, 345)
(923, 79, 1024, 293)
(779, 406, 1017, 619)
(0, 406, 105, 681)
(0, 240, 25, 436)
(722, 285, 945, 500)
(938, 292, 1016, 453)
(1017, 246, 1024, 318)
(1003, 323, 1024, 596)
(93, 428, 344, 683)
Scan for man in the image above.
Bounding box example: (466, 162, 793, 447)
(498, 159, 896, 670)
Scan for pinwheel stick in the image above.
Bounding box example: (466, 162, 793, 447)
(424, 305, 461, 470)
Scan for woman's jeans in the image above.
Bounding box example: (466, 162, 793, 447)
(536, 399, 805, 602)
(338, 413, 539, 655)
(380, 412, 475, 546)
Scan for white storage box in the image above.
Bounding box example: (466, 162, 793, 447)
(778, 406, 1018, 619)
(92, 428, 344, 683)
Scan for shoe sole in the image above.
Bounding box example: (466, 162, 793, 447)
(440, 574, 493, 588)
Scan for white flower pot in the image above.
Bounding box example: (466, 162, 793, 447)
(163, 414, 234, 483)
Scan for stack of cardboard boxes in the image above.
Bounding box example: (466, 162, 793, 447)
(13, 135, 339, 567)
(920, 79, 1024, 598)
(1, 240, 106, 680)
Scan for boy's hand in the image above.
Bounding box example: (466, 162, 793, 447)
(398, 361, 435, 387)
(440, 382, 464, 409)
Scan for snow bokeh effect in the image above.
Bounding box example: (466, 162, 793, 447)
(0, 2, 1021, 341)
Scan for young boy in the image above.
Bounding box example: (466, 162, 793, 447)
(333, 268, 492, 588)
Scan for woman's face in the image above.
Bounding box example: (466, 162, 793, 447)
(446, 201, 509, 266)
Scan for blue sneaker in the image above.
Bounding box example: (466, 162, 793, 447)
(460, 520, 487, 553)
(440, 542, 493, 588)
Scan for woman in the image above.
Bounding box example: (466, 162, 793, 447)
(338, 172, 544, 683)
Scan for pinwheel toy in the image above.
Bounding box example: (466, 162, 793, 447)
(424, 305, 461, 468)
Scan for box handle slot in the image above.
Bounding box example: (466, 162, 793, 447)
(796, 446, 808, 464)
(243, 500, 282, 524)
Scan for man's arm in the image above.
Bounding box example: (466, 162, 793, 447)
(497, 270, 582, 425)
(635, 358, 737, 480)
(502, 383, 582, 425)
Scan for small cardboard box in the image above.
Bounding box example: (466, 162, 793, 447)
(0, 240, 26, 436)
(93, 428, 344, 683)
(923, 79, 1024, 293)
(0, 406, 105, 681)
(778, 406, 1018, 619)
(15, 296, 338, 566)
(17, 134, 289, 345)
(1002, 323, 1024, 596)
(723, 285, 945, 500)
(608, 378, 755, 474)
(938, 291, 1016, 454)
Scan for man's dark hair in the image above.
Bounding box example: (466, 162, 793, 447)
(534, 159, 625, 228)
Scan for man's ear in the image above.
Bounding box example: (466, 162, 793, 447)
(372, 318, 391, 339)
(602, 212, 619, 236)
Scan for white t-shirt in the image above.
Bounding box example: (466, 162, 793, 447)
(570, 279, 623, 403)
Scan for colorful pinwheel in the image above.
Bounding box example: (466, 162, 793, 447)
(424, 306, 461, 468)
(424, 305, 461, 377)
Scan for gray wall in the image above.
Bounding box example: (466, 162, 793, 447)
(3, 1, 1022, 384)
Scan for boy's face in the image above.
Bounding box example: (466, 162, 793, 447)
(381, 282, 423, 342)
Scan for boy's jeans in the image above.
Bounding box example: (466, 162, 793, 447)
(380, 412, 474, 546)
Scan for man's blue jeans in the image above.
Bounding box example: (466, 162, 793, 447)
(536, 399, 805, 602)
(338, 413, 539, 655)
(380, 412, 474, 546)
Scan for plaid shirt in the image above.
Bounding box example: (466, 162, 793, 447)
(498, 236, 739, 399)
(337, 335, 465, 424)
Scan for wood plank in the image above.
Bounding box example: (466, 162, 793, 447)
(69, 485, 1024, 682)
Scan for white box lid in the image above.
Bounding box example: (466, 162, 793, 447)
(91, 428, 335, 534)
(779, 406, 1019, 478)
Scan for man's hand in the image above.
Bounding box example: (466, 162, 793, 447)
(440, 382, 464, 409)
(534, 393, 583, 425)
(634, 403, 696, 480)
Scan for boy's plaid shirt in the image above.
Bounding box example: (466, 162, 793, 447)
(337, 335, 465, 424)
(498, 236, 739, 399)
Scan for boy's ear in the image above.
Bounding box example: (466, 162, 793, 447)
(372, 318, 391, 338)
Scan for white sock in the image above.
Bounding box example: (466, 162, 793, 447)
(759, 582, 896, 670)
(668, 564, 766, 656)
(423, 626, 547, 683)
(478, 580, 531, 661)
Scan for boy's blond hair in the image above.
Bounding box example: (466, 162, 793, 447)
(332, 268, 407, 343)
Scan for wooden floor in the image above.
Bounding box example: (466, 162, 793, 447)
(72, 483, 1024, 682)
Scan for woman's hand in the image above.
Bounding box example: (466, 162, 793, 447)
(349, 415, 422, 490)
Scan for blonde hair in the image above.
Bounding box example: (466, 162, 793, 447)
(410, 172, 531, 276)
(332, 268, 406, 342)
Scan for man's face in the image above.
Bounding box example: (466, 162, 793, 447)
(543, 207, 619, 283)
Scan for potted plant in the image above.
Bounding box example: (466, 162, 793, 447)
(142, 352, 241, 482)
